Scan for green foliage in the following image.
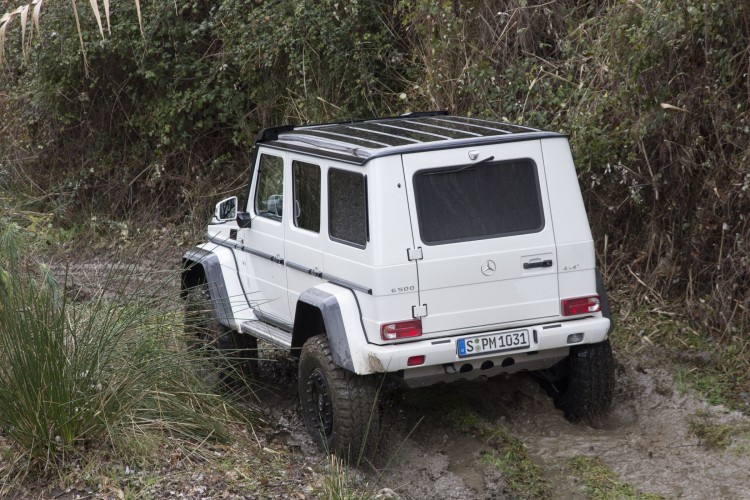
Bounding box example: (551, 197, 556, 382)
(1, 0, 749, 342)
(687, 413, 740, 450)
(0, 0, 411, 219)
(570, 455, 663, 500)
(216, 0, 404, 122)
(0, 223, 243, 466)
(483, 427, 551, 499)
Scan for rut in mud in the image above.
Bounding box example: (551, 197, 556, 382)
(250, 343, 750, 499)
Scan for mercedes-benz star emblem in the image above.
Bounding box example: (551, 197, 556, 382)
(481, 260, 496, 276)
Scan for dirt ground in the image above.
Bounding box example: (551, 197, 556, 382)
(248, 343, 750, 499)
(43, 250, 750, 499)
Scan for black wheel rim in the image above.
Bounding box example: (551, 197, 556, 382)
(307, 368, 333, 438)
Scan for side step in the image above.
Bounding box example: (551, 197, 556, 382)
(241, 320, 292, 348)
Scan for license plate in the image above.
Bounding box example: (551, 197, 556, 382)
(456, 329, 530, 358)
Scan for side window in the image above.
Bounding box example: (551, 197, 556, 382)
(254, 154, 284, 221)
(293, 160, 321, 233)
(329, 169, 368, 248)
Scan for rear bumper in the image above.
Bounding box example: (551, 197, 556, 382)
(358, 316, 610, 384)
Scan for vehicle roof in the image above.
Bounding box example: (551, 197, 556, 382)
(257, 111, 566, 165)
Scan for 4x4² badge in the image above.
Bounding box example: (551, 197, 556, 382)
(481, 259, 496, 276)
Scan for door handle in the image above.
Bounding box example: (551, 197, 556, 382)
(523, 259, 553, 269)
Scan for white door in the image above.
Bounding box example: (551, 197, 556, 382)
(401, 141, 560, 334)
(284, 157, 325, 320)
(238, 151, 291, 325)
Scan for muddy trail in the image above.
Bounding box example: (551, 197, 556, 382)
(247, 342, 750, 500)
(56, 258, 750, 499)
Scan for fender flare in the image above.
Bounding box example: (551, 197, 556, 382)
(294, 284, 367, 373)
(182, 246, 234, 327)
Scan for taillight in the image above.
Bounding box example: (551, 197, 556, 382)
(562, 296, 601, 316)
(381, 319, 422, 341)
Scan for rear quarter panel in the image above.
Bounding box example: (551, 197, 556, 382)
(540, 137, 597, 301)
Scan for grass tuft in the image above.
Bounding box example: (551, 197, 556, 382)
(483, 428, 550, 499)
(0, 223, 249, 474)
(687, 414, 740, 450)
(322, 454, 372, 500)
(570, 455, 663, 500)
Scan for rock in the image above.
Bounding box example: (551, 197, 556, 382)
(374, 487, 401, 499)
(694, 351, 713, 365)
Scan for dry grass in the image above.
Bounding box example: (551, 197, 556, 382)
(611, 290, 750, 413)
(0, 0, 142, 67)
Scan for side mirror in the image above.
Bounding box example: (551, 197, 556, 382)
(237, 211, 252, 229)
(214, 196, 237, 222)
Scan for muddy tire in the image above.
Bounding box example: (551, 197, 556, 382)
(298, 335, 379, 460)
(184, 282, 258, 376)
(552, 339, 615, 423)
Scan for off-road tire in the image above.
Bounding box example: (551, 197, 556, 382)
(298, 335, 379, 461)
(184, 282, 258, 376)
(553, 339, 615, 423)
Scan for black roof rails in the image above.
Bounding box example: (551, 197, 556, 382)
(254, 113, 563, 165)
(255, 111, 449, 144)
(256, 124, 295, 143)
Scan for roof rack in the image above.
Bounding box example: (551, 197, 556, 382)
(255, 114, 564, 165)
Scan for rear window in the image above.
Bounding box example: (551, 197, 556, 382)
(413, 159, 544, 245)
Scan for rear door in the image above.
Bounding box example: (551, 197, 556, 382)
(401, 140, 559, 334)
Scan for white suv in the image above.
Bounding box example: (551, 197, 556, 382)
(182, 112, 615, 456)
